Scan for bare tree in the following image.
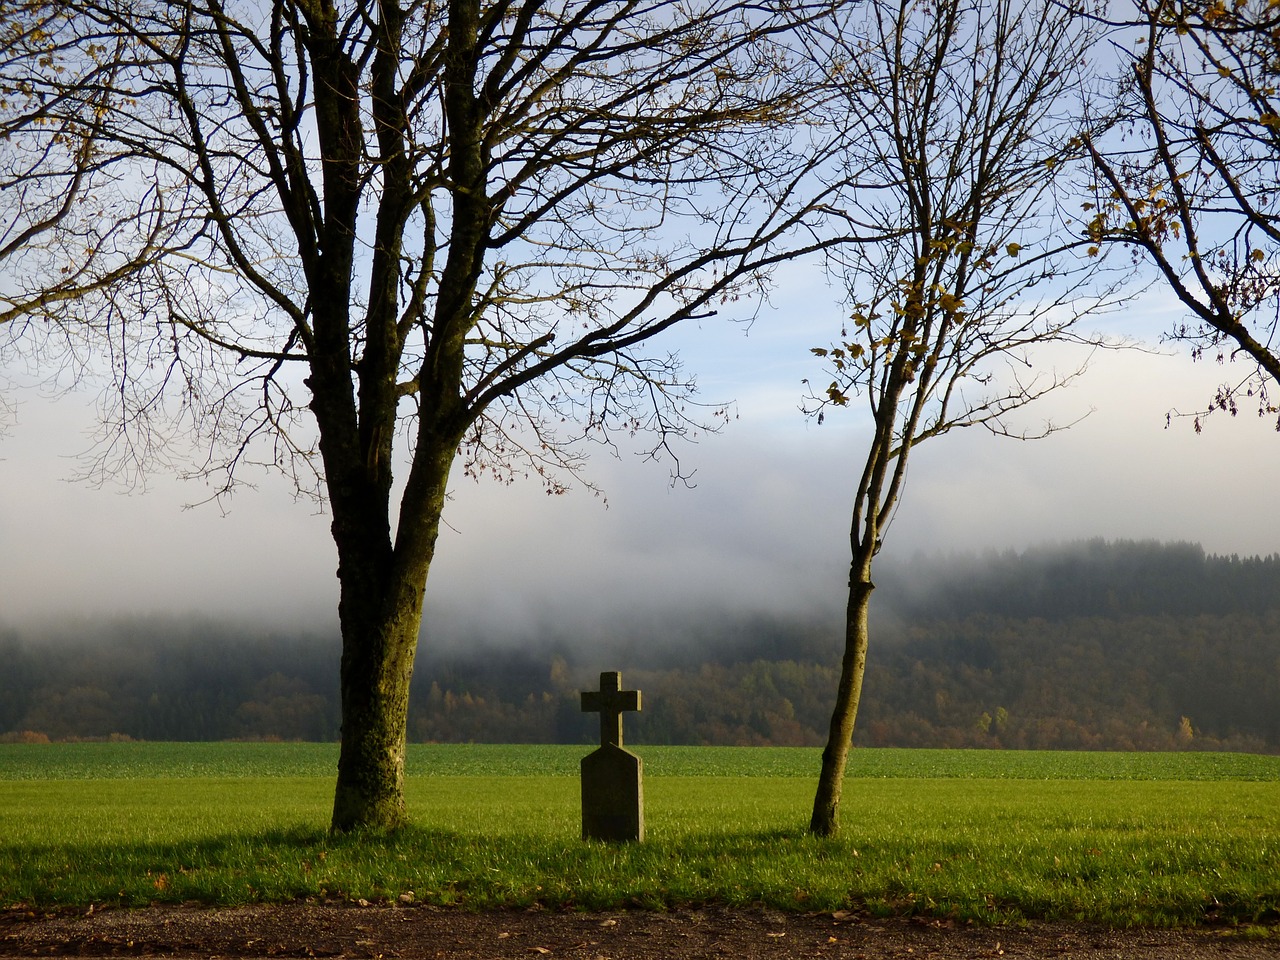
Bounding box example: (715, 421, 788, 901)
(0, 0, 850, 830)
(1086, 0, 1280, 429)
(803, 0, 1114, 837)
(0, 3, 165, 334)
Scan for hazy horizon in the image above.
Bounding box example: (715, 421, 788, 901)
(4, 277, 1280, 634)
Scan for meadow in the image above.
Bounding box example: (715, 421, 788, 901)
(0, 743, 1277, 927)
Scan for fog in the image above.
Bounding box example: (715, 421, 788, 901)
(3, 282, 1280, 639)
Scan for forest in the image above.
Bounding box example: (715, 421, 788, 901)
(2, 539, 1277, 754)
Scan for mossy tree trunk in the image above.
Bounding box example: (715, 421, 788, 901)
(326, 440, 453, 832)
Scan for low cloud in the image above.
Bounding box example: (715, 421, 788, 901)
(3, 304, 1279, 637)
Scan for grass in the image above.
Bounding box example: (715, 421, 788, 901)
(0, 744, 1277, 926)
(4, 741, 1280, 779)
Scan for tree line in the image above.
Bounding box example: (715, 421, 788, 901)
(4, 541, 1276, 754)
(878, 540, 1280, 620)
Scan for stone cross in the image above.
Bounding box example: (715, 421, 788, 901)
(580, 671, 644, 842)
(581, 670, 641, 747)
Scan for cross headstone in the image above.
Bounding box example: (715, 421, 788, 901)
(580, 671, 644, 842)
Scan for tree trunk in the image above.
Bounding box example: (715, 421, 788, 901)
(331, 597, 421, 832)
(809, 575, 874, 837)
(327, 434, 453, 833)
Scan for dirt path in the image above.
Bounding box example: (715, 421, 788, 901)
(3, 904, 1279, 959)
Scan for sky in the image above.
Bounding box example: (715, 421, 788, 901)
(3, 259, 1280, 636)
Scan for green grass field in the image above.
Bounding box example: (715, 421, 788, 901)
(0, 743, 1277, 927)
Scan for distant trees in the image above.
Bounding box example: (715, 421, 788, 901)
(0, 0, 848, 830)
(1086, 0, 1280, 428)
(6, 542, 1280, 753)
(0, 620, 342, 742)
(856, 610, 1280, 752)
(800, 0, 1113, 836)
(879, 539, 1280, 619)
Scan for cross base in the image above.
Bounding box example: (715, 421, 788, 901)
(581, 742, 644, 842)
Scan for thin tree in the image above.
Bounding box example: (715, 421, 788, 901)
(0, 0, 848, 830)
(1085, 0, 1280, 430)
(803, 0, 1114, 836)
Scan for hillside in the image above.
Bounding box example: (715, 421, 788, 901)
(3, 540, 1278, 751)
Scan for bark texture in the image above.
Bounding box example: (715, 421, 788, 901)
(326, 432, 455, 832)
